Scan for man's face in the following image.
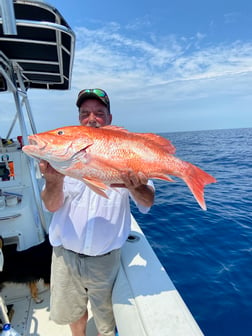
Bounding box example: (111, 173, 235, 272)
(79, 99, 112, 127)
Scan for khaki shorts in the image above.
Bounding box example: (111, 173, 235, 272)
(50, 246, 121, 336)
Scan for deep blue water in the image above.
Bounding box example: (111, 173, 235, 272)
(131, 128, 252, 336)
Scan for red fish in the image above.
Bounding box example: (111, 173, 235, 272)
(22, 125, 216, 210)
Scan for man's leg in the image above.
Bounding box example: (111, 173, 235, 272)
(70, 311, 88, 336)
(86, 250, 121, 336)
(50, 247, 89, 328)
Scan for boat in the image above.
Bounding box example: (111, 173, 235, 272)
(0, 1, 204, 335)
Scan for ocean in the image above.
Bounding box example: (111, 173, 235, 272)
(131, 127, 252, 336)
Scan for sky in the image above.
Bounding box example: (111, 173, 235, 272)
(1, 0, 252, 135)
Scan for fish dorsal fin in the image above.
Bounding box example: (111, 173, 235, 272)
(135, 133, 176, 154)
(102, 125, 128, 132)
(102, 125, 176, 154)
(83, 177, 109, 198)
(102, 126, 176, 154)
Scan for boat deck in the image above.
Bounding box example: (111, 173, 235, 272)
(1, 282, 97, 335)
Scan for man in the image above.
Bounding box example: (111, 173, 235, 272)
(40, 88, 154, 336)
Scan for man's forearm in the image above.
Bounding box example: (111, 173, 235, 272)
(41, 180, 64, 212)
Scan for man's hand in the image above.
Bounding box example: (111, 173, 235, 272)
(121, 170, 148, 189)
(39, 160, 64, 212)
(39, 160, 64, 183)
(110, 170, 154, 207)
(110, 170, 147, 189)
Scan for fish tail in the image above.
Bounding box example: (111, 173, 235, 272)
(182, 163, 216, 210)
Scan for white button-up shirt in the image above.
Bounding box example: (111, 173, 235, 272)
(48, 177, 153, 256)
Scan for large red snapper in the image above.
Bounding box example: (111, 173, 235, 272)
(22, 125, 216, 210)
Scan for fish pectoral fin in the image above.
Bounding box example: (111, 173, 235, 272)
(82, 177, 109, 198)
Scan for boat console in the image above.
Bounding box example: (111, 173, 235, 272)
(0, 138, 49, 250)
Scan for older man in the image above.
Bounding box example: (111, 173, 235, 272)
(40, 88, 154, 336)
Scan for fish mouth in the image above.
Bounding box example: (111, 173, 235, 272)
(28, 137, 46, 150)
(22, 136, 48, 160)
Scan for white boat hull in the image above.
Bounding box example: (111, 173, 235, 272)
(113, 216, 203, 336)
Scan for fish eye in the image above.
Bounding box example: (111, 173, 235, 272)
(57, 130, 64, 135)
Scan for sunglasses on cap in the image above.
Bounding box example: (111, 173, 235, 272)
(76, 88, 110, 111)
(79, 88, 108, 97)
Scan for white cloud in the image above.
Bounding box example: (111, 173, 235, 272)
(72, 25, 252, 100)
(74, 25, 252, 78)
